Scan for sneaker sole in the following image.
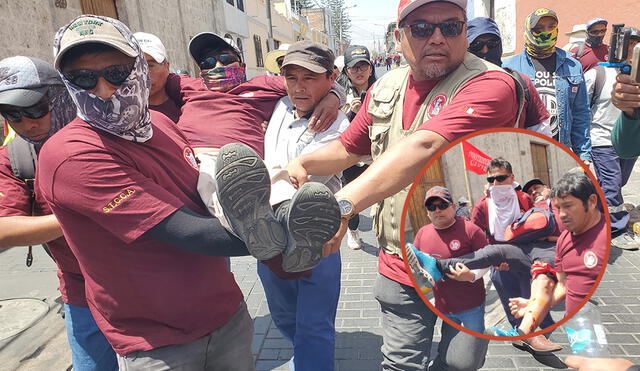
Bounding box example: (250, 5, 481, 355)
(215, 143, 286, 260)
(404, 245, 436, 288)
(282, 182, 340, 272)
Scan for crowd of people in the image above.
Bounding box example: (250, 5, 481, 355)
(1, 0, 640, 370)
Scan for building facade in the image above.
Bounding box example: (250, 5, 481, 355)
(0, 0, 332, 79)
(407, 131, 580, 232)
(472, 0, 640, 56)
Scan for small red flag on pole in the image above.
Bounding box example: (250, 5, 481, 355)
(462, 141, 492, 175)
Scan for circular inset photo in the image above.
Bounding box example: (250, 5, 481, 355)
(400, 128, 611, 368)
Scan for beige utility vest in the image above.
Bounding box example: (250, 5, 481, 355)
(367, 53, 521, 256)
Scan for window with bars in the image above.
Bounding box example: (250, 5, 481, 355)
(254, 35, 264, 67)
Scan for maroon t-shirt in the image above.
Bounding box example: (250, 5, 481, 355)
(339, 69, 519, 284)
(571, 44, 609, 72)
(339, 70, 519, 155)
(471, 192, 534, 243)
(0, 146, 86, 306)
(165, 74, 287, 157)
(555, 215, 607, 315)
(149, 98, 181, 123)
(36, 113, 243, 355)
(414, 217, 489, 314)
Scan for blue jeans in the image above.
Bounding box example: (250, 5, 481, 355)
(444, 303, 485, 333)
(63, 303, 117, 371)
(258, 252, 341, 371)
(591, 146, 638, 235)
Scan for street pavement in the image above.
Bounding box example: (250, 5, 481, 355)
(1, 64, 639, 369)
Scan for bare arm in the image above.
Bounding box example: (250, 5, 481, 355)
(321, 130, 449, 255)
(0, 214, 63, 248)
(335, 130, 449, 213)
(550, 271, 567, 307)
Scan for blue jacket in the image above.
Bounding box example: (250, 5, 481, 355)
(503, 48, 592, 160)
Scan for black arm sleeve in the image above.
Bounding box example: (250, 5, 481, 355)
(145, 206, 250, 257)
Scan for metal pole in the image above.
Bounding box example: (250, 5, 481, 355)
(266, 0, 274, 51)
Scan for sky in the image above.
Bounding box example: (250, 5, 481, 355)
(346, 0, 477, 54)
(346, 0, 397, 54)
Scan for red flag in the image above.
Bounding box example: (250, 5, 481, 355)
(462, 141, 492, 175)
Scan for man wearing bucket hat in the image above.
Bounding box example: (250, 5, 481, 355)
(564, 24, 587, 53)
(39, 14, 270, 369)
(503, 8, 592, 163)
(286, 0, 527, 368)
(264, 43, 290, 75)
(0, 56, 118, 370)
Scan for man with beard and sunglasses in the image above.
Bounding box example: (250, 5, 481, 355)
(0, 56, 118, 370)
(37, 15, 283, 370)
(285, 0, 526, 369)
(503, 8, 592, 164)
(467, 17, 551, 135)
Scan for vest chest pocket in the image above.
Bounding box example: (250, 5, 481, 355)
(368, 124, 391, 159)
(368, 86, 399, 119)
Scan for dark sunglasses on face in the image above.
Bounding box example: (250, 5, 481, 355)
(199, 54, 240, 70)
(348, 62, 371, 73)
(276, 56, 285, 68)
(468, 38, 501, 53)
(0, 94, 50, 123)
(487, 174, 511, 183)
(63, 64, 134, 90)
(588, 29, 607, 36)
(404, 21, 465, 39)
(426, 202, 451, 212)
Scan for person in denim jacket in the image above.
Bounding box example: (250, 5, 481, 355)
(504, 8, 592, 164)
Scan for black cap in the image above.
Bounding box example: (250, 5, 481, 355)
(188, 32, 240, 63)
(344, 45, 372, 68)
(281, 40, 335, 74)
(522, 178, 545, 194)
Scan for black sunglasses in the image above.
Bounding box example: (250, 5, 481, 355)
(199, 54, 240, 70)
(0, 94, 50, 123)
(63, 64, 133, 90)
(426, 202, 451, 212)
(487, 174, 511, 183)
(276, 56, 285, 68)
(404, 21, 465, 39)
(468, 39, 501, 53)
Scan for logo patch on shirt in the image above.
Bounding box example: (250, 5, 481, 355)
(183, 147, 199, 170)
(103, 189, 136, 213)
(449, 240, 461, 251)
(428, 94, 448, 116)
(571, 87, 578, 93)
(583, 251, 598, 269)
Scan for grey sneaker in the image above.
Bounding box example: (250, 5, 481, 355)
(277, 182, 341, 273)
(215, 143, 287, 260)
(611, 232, 640, 251)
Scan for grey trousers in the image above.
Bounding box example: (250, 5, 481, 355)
(116, 301, 255, 371)
(374, 274, 488, 371)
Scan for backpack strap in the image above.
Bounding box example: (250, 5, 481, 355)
(6, 135, 48, 266)
(503, 68, 529, 127)
(590, 66, 607, 109)
(7, 135, 37, 194)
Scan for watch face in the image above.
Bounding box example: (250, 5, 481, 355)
(338, 199, 354, 216)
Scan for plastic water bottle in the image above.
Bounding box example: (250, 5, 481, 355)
(564, 301, 610, 357)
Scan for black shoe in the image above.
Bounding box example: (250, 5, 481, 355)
(215, 143, 287, 260)
(276, 182, 340, 272)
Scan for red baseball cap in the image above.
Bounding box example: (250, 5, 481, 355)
(398, 0, 467, 25)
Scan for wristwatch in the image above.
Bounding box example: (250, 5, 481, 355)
(337, 198, 356, 220)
